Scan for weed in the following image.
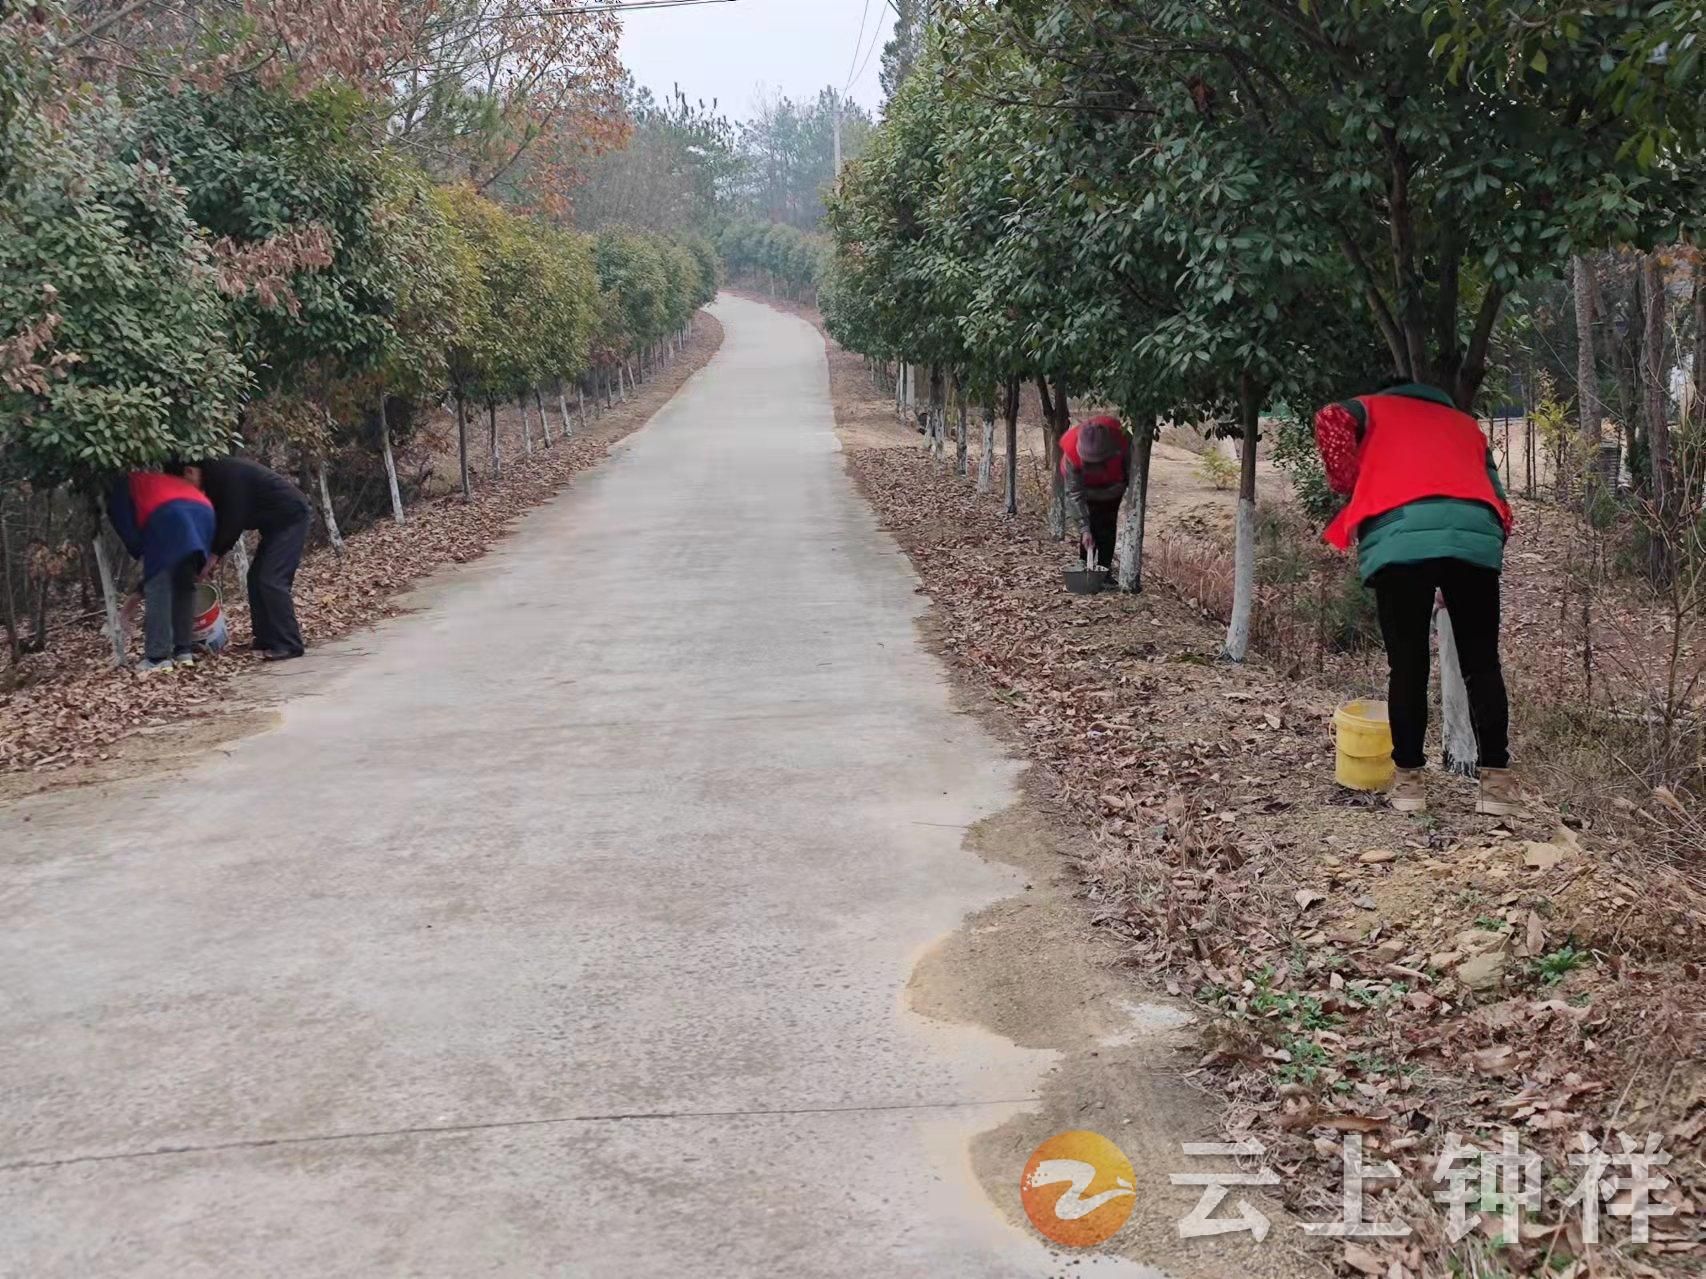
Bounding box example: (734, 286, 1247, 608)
(1531, 943, 1591, 985)
(1199, 447, 1237, 491)
(1275, 1037, 1331, 1085)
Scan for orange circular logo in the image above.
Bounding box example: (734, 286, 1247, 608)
(1019, 1129, 1136, 1248)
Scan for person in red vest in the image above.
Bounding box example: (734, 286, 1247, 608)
(105, 470, 216, 673)
(1314, 380, 1520, 816)
(1061, 416, 1131, 573)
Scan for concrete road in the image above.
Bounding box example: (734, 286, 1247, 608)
(0, 298, 1158, 1277)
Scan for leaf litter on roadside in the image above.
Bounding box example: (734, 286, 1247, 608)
(844, 432, 1706, 1277)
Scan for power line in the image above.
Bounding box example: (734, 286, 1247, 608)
(847, 6, 887, 94)
(528, 0, 739, 15)
(844, 0, 874, 93)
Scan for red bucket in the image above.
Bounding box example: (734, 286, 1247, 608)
(191, 583, 225, 645)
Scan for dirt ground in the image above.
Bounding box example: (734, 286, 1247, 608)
(0, 312, 724, 798)
(804, 300, 1706, 1277)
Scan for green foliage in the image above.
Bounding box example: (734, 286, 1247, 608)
(0, 100, 246, 487)
(1272, 415, 1342, 528)
(130, 84, 395, 398)
(1531, 943, 1591, 986)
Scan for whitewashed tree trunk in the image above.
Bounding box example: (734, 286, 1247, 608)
(1116, 425, 1154, 594)
(1436, 605, 1479, 775)
(977, 403, 995, 494)
(576, 386, 586, 434)
(91, 526, 125, 665)
(519, 395, 534, 455)
(488, 403, 501, 478)
(316, 461, 345, 554)
(1224, 496, 1255, 660)
(618, 364, 628, 403)
(378, 393, 404, 524)
(557, 380, 573, 438)
(1223, 379, 1260, 661)
(230, 533, 250, 586)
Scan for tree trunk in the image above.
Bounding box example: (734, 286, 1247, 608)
(456, 392, 472, 502)
(316, 461, 345, 554)
(1695, 251, 1706, 431)
(1436, 604, 1478, 775)
(535, 388, 552, 447)
(230, 533, 250, 590)
(0, 495, 19, 664)
(894, 362, 905, 418)
(91, 523, 125, 666)
(488, 402, 502, 479)
(1224, 377, 1260, 662)
(928, 365, 945, 459)
(577, 386, 587, 431)
(558, 380, 573, 439)
(1039, 377, 1070, 539)
(618, 363, 628, 404)
(954, 376, 969, 477)
(1574, 255, 1602, 467)
(1003, 377, 1020, 517)
(977, 398, 996, 494)
(1642, 253, 1672, 579)
(1116, 421, 1154, 594)
(519, 395, 534, 456)
(378, 392, 404, 524)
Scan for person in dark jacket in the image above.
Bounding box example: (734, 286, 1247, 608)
(181, 458, 312, 660)
(1314, 381, 1520, 816)
(106, 472, 215, 672)
(1060, 416, 1132, 572)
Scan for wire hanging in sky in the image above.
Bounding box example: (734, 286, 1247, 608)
(844, 0, 874, 93)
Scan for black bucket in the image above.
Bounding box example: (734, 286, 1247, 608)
(1063, 567, 1109, 595)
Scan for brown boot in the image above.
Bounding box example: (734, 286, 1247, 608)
(1476, 767, 1524, 817)
(1389, 767, 1428, 813)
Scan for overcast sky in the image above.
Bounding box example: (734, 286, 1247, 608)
(618, 0, 894, 121)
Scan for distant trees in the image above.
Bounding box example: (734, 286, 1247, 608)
(718, 220, 827, 302)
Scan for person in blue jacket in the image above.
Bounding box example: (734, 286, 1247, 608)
(105, 471, 216, 672)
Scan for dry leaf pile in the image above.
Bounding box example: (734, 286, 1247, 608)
(0, 314, 724, 776)
(845, 434, 1706, 1278)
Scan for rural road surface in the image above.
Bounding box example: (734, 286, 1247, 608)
(0, 298, 1163, 1276)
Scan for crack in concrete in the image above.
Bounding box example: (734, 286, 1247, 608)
(0, 1095, 1044, 1175)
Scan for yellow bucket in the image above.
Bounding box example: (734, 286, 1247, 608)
(1334, 699, 1395, 792)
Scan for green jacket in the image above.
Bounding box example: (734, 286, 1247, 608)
(1339, 384, 1508, 583)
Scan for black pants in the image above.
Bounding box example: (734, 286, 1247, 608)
(1371, 558, 1509, 770)
(249, 510, 308, 656)
(1083, 500, 1120, 569)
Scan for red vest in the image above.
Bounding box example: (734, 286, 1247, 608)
(129, 473, 211, 527)
(1324, 394, 1511, 550)
(1059, 421, 1128, 489)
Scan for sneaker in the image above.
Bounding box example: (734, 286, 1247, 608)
(136, 658, 176, 674)
(1476, 767, 1524, 817)
(1389, 767, 1428, 813)
(174, 651, 196, 669)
